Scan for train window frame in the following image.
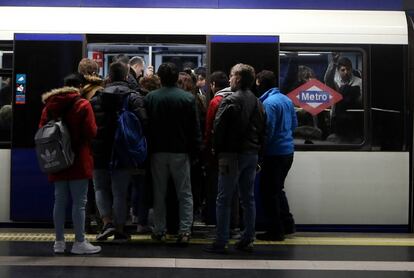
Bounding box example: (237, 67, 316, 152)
(0, 41, 12, 148)
(279, 44, 369, 151)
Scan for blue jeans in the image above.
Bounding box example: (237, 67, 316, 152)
(216, 153, 258, 244)
(151, 153, 193, 235)
(93, 169, 131, 226)
(54, 179, 88, 242)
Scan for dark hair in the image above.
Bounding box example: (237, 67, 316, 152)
(177, 72, 195, 92)
(157, 62, 179, 87)
(64, 73, 84, 88)
(297, 65, 315, 84)
(231, 63, 255, 90)
(112, 54, 130, 64)
(194, 67, 207, 79)
(210, 71, 229, 90)
(256, 70, 276, 92)
(337, 57, 353, 69)
(109, 62, 128, 82)
(139, 75, 161, 92)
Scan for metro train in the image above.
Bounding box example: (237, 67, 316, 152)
(0, 5, 413, 232)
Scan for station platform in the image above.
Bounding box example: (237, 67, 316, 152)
(0, 228, 414, 278)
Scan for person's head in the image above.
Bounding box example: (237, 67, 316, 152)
(139, 75, 161, 92)
(298, 65, 316, 84)
(194, 67, 207, 89)
(209, 71, 229, 93)
(177, 72, 195, 93)
(78, 58, 99, 76)
(64, 73, 84, 88)
(157, 62, 179, 87)
(129, 56, 145, 77)
(337, 57, 353, 82)
(109, 62, 128, 82)
(255, 70, 276, 95)
(229, 63, 255, 91)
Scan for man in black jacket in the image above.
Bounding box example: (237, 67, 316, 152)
(205, 63, 266, 254)
(91, 61, 147, 242)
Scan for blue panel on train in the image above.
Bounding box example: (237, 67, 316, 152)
(10, 149, 54, 221)
(210, 35, 279, 43)
(0, 0, 403, 10)
(83, 0, 216, 8)
(14, 34, 83, 41)
(218, 0, 402, 10)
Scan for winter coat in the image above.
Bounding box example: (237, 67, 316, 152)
(144, 86, 201, 155)
(90, 81, 147, 169)
(81, 75, 104, 101)
(259, 87, 297, 156)
(204, 87, 232, 148)
(39, 87, 97, 182)
(213, 88, 266, 154)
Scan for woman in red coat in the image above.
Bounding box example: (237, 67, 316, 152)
(39, 85, 101, 254)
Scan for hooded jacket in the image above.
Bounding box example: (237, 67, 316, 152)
(39, 87, 97, 182)
(91, 81, 147, 169)
(259, 87, 297, 156)
(81, 75, 104, 101)
(204, 87, 232, 148)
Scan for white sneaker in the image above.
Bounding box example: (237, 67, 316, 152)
(71, 240, 102, 255)
(53, 241, 66, 254)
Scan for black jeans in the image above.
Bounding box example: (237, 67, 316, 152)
(260, 154, 294, 235)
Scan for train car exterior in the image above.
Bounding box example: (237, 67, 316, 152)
(0, 2, 412, 231)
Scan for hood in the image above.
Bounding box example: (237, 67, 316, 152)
(214, 86, 232, 98)
(42, 87, 80, 117)
(100, 81, 133, 112)
(84, 74, 104, 86)
(259, 87, 280, 102)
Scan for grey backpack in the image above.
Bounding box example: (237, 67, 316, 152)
(34, 99, 78, 173)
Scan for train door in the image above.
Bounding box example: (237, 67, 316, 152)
(11, 34, 83, 221)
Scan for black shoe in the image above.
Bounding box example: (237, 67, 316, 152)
(284, 225, 296, 235)
(176, 232, 191, 247)
(256, 232, 285, 241)
(203, 242, 228, 254)
(151, 232, 166, 242)
(113, 231, 131, 242)
(234, 239, 254, 252)
(96, 223, 116, 241)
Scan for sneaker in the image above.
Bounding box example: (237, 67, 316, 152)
(71, 240, 101, 255)
(113, 231, 131, 242)
(151, 232, 166, 242)
(96, 223, 116, 241)
(176, 232, 191, 246)
(203, 242, 228, 254)
(256, 232, 285, 241)
(137, 224, 153, 234)
(234, 239, 254, 253)
(53, 241, 66, 254)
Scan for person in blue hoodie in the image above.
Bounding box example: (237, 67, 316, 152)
(256, 70, 298, 241)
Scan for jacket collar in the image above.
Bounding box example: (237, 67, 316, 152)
(41, 87, 80, 103)
(259, 87, 280, 102)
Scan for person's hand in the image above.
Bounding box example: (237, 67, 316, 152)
(146, 65, 154, 77)
(332, 52, 340, 63)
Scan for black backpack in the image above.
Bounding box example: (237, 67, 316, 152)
(34, 97, 80, 173)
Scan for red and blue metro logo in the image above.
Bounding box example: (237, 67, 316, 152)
(287, 79, 343, 116)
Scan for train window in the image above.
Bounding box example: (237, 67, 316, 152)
(0, 47, 12, 144)
(280, 50, 364, 146)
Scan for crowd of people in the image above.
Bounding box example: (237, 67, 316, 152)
(38, 56, 298, 255)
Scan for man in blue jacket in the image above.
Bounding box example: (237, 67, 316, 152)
(256, 70, 298, 241)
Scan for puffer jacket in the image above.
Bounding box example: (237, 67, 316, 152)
(213, 88, 266, 154)
(39, 87, 97, 182)
(90, 81, 147, 169)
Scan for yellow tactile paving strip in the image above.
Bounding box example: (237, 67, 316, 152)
(0, 233, 414, 246)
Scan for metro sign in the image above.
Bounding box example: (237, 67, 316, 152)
(287, 79, 343, 116)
